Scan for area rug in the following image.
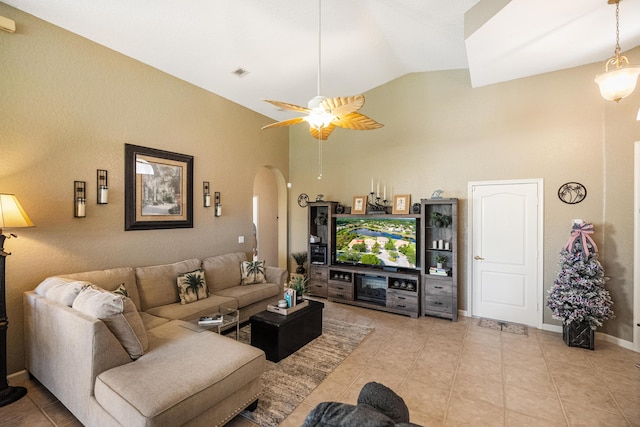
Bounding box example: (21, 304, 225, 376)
(478, 318, 527, 335)
(238, 318, 373, 427)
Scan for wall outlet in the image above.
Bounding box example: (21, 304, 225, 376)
(238, 235, 244, 244)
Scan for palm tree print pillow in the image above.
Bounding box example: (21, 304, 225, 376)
(176, 269, 208, 304)
(240, 260, 267, 285)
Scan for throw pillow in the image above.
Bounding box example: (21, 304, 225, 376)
(72, 285, 148, 360)
(176, 269, 208, 305)
(35, 277, 90, 306)
(112, 283, 129, 298)
(240, 260, 267, 285)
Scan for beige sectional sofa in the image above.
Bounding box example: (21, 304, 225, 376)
(23, 252, 287, 427)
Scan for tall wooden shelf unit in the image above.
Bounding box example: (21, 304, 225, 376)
(420, 198, 458, 321)
(306, 202, 337, 298)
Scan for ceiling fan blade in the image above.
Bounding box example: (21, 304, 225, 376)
(261, 117, 306, 130)
(309, 124, 336, 140)
(331, 112, 384, 131)
(262, 99, 311, 114)
(321, 95, 365, 116)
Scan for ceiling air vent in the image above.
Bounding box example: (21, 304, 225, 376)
(232, 68, 249, 78)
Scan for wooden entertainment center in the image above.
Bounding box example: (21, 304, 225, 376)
(305, 199, 458, 320)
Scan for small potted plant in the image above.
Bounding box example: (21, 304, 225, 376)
(430, 211, 451, 227)
(435, 254, 447, 269)
(291, 251, 308, 274)
(289, 275, 308, 303)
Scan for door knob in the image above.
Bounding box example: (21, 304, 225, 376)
(474, 255, 484, 260)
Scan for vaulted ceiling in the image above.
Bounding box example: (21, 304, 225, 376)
(4, 0, 640, 120)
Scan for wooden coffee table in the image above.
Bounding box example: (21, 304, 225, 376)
(249, 300, 324, 362)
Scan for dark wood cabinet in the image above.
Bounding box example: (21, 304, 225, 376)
(306, 202, 336, 298)
(420, 198, 458, 321)
(327, 266, 419, 318)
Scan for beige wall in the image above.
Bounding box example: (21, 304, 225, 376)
(0, 4, 289, 374)
(288, 49, 640, 342)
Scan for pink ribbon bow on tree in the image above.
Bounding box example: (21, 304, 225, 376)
(563, 222, 598, 257)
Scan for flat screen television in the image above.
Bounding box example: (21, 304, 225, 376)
(333, 217, 419, 271)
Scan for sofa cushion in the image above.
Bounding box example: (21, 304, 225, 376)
(214, 282, 281, 308)
(240, 260, 267, 285)
(94, 320, 265, 426)
(202, 252, 247, 292)
(61, 267, 141, 311)
(72, 285, 148, 360)
(145, 294, 237, 322)
(35, 277, 87, 306)
(176, 269, 208, 304)
(136, 259, 201, 311)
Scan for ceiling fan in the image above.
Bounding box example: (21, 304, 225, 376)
(261, 0, 383, 140)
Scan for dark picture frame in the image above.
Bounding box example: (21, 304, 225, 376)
(125, 144, 193, 230)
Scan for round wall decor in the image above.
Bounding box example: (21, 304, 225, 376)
(558, 182, 587, 204)
(297, 193, 309, 207)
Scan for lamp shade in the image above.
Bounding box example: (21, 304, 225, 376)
(0, 194, 34, 228)
(594, 66, 640, 102)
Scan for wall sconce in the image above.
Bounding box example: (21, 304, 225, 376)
(97, 170, 108, 204)
(74, 181, 86, 218)
(203, 182, 211, 207)
(214, 192, 221, 217)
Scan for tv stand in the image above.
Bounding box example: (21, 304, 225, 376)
(328, 265, 419, 318)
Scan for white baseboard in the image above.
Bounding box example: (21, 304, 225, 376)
(596, 332, 635, 351)
(541, 323, 635, 352)
(8, 369, 29, 383)
(541, 323, 563, 333)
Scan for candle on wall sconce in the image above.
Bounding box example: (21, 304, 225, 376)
(74, 181, 86, 218)
(97, 169, 108, 204)
(203, 181, 211, 207)
(214, 192, 221, 217)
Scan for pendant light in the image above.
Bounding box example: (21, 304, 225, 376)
(594, 0, 640, 102)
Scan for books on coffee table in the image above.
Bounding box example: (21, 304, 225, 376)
(198, 314, 223, 325)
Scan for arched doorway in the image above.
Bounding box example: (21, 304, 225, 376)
(253, 166, 288, 270)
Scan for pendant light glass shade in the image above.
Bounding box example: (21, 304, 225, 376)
(594, 0, 640, 102)
(595, 61, 640, 102)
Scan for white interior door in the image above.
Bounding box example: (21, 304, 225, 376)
(469, 180, 542, 327)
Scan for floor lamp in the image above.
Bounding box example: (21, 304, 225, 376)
(0, 194, 34, 407)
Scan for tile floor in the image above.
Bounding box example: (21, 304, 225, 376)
(3, 300, 640, 426)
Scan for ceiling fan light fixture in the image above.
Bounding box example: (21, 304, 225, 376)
(594, 0, 640, 102)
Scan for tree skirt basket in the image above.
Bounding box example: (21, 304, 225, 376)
(562, 321, 594, 350)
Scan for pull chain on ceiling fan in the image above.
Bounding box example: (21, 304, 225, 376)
(261, 0, 383, 142)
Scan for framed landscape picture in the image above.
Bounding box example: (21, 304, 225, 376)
(392, 194, 411, 214)
(352, 195, 366, 214)
(125, 144, 193, 230)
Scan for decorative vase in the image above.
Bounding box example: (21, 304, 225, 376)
(436, 263, 444, 269)
(562, 321, 595, 350)
(296, 265, 305, 274)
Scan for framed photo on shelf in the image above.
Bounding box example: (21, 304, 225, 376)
(124, 144, 194, 231)
(392, 194, 411, 214)
(352, 195, 367, 214)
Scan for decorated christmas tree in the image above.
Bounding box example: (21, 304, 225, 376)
(546, 222, 613, 348)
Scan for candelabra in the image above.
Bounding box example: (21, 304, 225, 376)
(367, 192, 389, 214)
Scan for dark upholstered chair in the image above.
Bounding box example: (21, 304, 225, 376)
(302, 381, 422, 427)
